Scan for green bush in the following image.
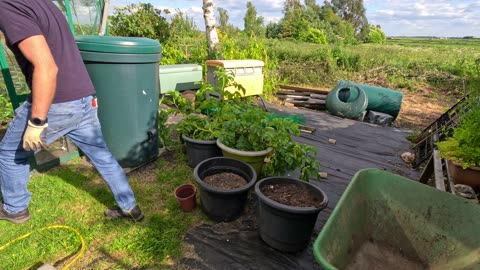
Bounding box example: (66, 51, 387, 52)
(299, 28, 327, 44)
(366, 25, 386, 44)
(109, 3, 170, 43)
(436, 95, 480, 168)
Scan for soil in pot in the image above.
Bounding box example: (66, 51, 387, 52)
(261, 183, 324, 208)
(255, 177, 328, 253)
(203, 172, 247, 190)
(194, 157, 257, 222)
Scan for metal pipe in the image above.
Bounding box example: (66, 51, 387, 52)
(64, 0, 76, 35)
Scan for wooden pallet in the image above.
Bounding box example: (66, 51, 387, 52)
(412, 96, 467, 168)
(276, 85, 329, 110)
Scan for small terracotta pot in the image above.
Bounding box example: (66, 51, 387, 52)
(175, 184, 197, 212)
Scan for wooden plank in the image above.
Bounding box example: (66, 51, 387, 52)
(310, 93, 327, 100)
(284, 96, 310, 101)
(433, 150, 446, 191)
(276, 91, 311, 96)
(297, 104, 326, 110)
(418, 155, 434, 183)
(306, 99, 326, 105)
(445, 160, 456, 194)
(298, 124, 316, 133)
(284, 99, 311, 105)
(279, 85, 330, 95)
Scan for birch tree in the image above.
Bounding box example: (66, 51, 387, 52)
(203, 0, 219, 56)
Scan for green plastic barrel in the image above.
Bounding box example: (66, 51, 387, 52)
(75, 35, 162, 168)
(326, 85, 368, 120)
(334, 80, 403, 119)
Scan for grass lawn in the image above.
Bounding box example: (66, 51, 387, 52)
(0, 144, 206, 269)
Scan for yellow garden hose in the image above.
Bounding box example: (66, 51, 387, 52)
(0, 225, 85, 270)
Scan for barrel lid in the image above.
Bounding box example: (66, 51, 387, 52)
(75, 35, 161, 54)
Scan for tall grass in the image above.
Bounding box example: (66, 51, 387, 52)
(267, 39, 480, 95)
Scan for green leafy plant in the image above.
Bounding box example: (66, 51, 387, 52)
(177, 115, 220, 141)
(172, 67, 319, 180)
(160, 91, 194, 115)
(175, 67, 242, 142)
(0, 94, 13, 122)
(436, 96, 480, 168)
(217, 102, 319, 181)
(158, 108, 176, 150)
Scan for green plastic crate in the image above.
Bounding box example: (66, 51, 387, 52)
(314, 169, 480, 270)
(159, 64, 202, 93)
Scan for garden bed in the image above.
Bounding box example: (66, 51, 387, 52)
(174, 105, 419, 269)
(0, 104, 419, 269)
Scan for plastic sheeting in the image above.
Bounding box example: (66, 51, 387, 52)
(178, 194, 322, 270)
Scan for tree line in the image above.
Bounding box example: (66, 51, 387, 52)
(218, 0, 385, 45)
(109, 0, 386, 46)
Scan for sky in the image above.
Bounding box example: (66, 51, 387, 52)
(106, 0, 480, 37)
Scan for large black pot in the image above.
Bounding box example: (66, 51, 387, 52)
(194, 157, 257, 222)
(255, 177, 328, 252)
(182, 134, 222, 168)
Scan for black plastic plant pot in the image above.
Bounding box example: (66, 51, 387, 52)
(255, 177, 328, 253)
(182, 134, 223, 168)
(194, 157, 257, 222)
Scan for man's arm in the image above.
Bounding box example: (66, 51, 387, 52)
(17, 35, 58, 120)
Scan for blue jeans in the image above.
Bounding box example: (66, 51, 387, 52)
(0, 96, 137, 214)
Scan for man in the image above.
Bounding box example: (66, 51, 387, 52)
(0, 0, 143, 223)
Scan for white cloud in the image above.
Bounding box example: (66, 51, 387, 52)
(368, 0, 480, 36)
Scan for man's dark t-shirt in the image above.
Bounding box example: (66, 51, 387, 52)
(0, 0, 95, 103)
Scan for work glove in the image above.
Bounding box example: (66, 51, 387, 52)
(22, 120, 48, 152)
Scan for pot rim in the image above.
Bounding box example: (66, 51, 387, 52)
(216, 139, 272, 156)
(194, 157, 257, 194)
(174, 183, 197, 198)
(255, 177, 328, 214)
(182, 134, 217, 145)
(448, 159, 480, 171)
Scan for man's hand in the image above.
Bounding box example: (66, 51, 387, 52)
(22, 120, 48, 151)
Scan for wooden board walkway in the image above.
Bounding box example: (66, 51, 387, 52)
(267, 104, 420, 227)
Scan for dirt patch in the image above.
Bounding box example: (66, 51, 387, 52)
(394, 88, 457, 131)
(261, 183, 323, 208)
(160, 149, 177, 164)
(127, 159, 158, 184)
(346, 241, 425, 270)
(203, 172, 247, 190)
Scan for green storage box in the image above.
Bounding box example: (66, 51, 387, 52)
(314, 169, 480, 270)
(159, 64, 203, 94)
(206, 60, 264, 97)
(75, 35, 161, 168)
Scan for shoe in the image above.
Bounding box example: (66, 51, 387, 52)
(0, 207, 30, 224)
(104, 205, 144, 222)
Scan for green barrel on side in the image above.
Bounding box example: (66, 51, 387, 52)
(335, 80, 403, 119)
